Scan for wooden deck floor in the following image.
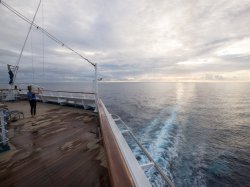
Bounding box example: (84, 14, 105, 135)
(0, 101, 110, 187)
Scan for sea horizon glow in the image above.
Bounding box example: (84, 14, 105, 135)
(0, 0, 250, 83)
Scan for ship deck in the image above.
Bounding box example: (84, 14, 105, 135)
(0, 101, 110, 187)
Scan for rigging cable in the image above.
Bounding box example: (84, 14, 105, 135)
(0, 0, 95, 67)
(30, 29, 35, 83)
(42, 0, 45, 79)
(11, 0, 42, 85)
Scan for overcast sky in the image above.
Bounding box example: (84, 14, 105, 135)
(0, 0, 250, 83)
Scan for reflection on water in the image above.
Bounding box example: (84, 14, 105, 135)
(100, 82, 250, 187)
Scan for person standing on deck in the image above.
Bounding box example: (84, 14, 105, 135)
(27, 85, 37, 117)
(7, 64, 14, 85)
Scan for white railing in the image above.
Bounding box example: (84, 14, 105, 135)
(99, 99, 152, 187)
(0, 89, 96, 110)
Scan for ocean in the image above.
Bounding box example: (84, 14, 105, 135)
(101, 82, 250, 187)
(1, 82, 250, 187)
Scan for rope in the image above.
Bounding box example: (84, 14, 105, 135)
(1, 0, 95, 67)
(12, 0, 42, 85)
(42, 0, 45, 79)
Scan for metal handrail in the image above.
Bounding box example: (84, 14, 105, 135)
(0, 89, 95, 95)
(40, 89, 95, 95)
(111, 114, 175, 187)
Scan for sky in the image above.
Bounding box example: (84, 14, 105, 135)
(0, 0, 250, 83)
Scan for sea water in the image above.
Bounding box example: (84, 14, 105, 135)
(1, 82, 249, 186)
(99, 82, 250, 187)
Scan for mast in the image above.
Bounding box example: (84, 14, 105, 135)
(94, 63, 98, 112)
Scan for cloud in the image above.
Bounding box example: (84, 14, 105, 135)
(0, 0, 250, 84)
(215, 37, 250, 57)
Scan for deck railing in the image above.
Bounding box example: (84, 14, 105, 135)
(97, 99, 175, 187)
(97, 98, 152, 187)
(0, 89, 96, 109)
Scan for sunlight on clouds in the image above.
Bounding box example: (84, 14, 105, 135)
(127, 77, 136, 81)
(177, 58, 215, 66)
(54, 48, 72, 54)
(215, 38, 250, 56)
(80, 50, 107, 58)
(151, 39, 184, 56)
(83, 51, 96, 56)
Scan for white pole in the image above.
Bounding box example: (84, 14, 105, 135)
(95, 64, 98, 96)
(94, 64, 98, 112)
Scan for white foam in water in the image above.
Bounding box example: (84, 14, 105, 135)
(154, 108, 177, 150)
(131, 106, 182, 186)
(148, 108, 179, 179)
